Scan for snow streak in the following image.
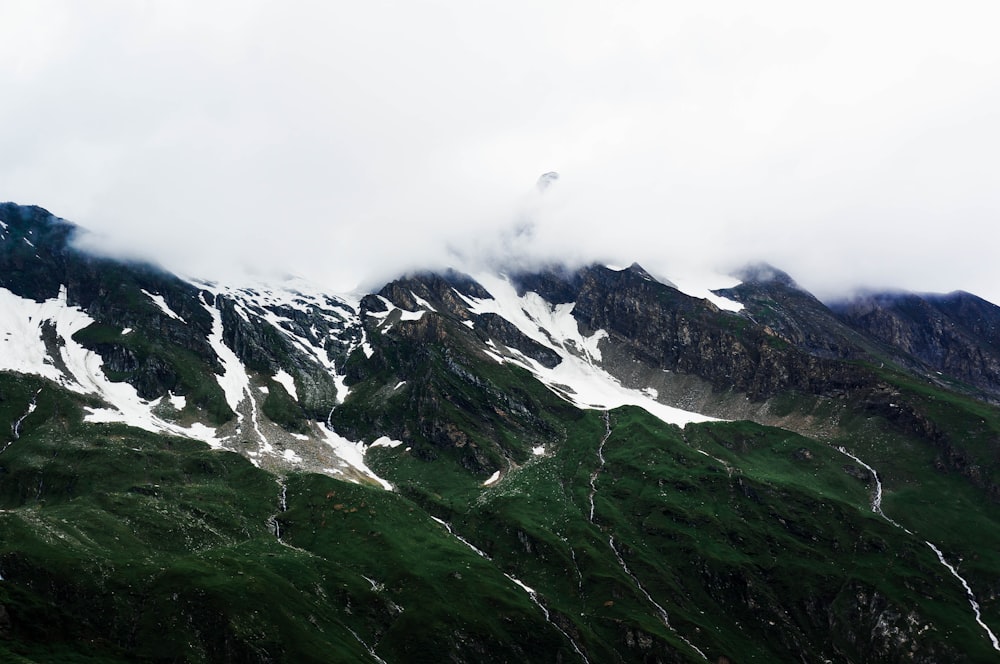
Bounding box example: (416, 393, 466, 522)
(836, 446, 1000, 652)
(12, 389, 40, 441)
(836, 446, 907, 531)
(462, 274, 715, 427)
(141, 289, 184, 322)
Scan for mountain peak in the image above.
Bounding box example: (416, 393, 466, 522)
(732, 261, 800, 288)
(536, 171, 559, 192)
(5, 201, 1000, 662)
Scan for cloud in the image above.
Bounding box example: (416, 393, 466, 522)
(3, 1, 1000, 303)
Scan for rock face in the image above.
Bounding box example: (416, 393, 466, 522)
(720, 264, 876, 360)
(335, 277, 569, 474)
(0, 203, 230, 419)
(832, 290, 1000, 399)
(216, 292, 346, 420)
(582, 265, 877, 399)
(508, 263, 874, 401)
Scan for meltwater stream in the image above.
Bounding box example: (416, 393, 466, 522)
(590, 412, 707, 661)
(587, 412, 611, 523)
(608, 535, 708, 660)
(836, 446, 1000, 652)
(430, 517, 590, 663)
(2, 389, 41, 455)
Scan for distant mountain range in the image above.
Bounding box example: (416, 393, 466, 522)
(2, 201, 999, 662)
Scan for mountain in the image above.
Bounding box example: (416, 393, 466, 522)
(830, 290, 1000, 401)
(1, 202, 1000, 662)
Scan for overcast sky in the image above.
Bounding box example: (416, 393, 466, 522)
(3, 1, 1000, 303)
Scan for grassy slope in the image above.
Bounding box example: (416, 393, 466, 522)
(834, 366, 1000, 633)
(2, 360, 999, 661)
(369, 402, 994, 661)
(0, 373, 564, 663)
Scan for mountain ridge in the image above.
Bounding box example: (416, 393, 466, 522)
(2, 201, 1000, 662)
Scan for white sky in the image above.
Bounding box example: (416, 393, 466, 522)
(3, 1, 999, 303)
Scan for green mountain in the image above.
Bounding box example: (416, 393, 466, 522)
(2, 203, 999, 662)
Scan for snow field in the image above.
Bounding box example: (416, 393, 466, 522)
(0, 286, 223, 446)
(463, 274, 716, 427)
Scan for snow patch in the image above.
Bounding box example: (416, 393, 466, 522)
(142, 289, 185, 321)
(369, 436, 404, 449)
(367, 296, 425, 323)
(410, 292, 437, 312)
(202, 299, 251, 421)
(320, 428, 394, 490)
(0, 286, 222, 447)
(273, 369, 298, 401)
(0, 286, 83, 384)
(650, 269, 744, 312)
(463, 275, 716, 427)
(483, 470, 501, 486)
(332, 368, 351, 405)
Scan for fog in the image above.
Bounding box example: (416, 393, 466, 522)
(3, 1, 1000, 303)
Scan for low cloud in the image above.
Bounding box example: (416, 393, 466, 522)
(2, 1, 999, 303)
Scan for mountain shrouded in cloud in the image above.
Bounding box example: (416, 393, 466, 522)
(1, 1, 999, 303)
(4, 5, 1000, 658)
(536, 171, 559, 192)
(3, 198, 1000, 661)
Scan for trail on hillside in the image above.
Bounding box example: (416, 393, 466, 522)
(835, 445, 1000, 652)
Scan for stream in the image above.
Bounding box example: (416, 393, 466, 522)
(2, 389, 41, 455)
(590, 411, 707, 660)
(430, 516, 590, 662)
(835, 445, 1000, 652)
(588, 411, 611, 523)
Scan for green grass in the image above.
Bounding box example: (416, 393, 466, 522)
(3, 352, 1000, 662)
(71, 323, 233, 425)
(260, 378, 309, 433)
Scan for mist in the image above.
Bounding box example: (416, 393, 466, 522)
(3, 1, 999, 304)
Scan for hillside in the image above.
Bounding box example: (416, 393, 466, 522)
(2, 203, 999, 662)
